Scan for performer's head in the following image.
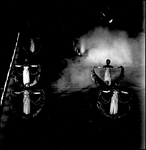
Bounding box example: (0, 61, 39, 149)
(24, 58, 29, 66)
(106, 59, 111, 65)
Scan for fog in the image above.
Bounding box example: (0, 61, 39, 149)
(52, 28, 145, 95)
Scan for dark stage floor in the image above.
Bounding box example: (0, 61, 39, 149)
(1, 86, 143, 150)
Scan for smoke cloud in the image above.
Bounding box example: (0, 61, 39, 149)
(52, 28, 145, 94)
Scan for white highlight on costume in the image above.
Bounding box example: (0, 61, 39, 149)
(110, 90, 118, 115)
(23, 90, 30, 115)
(23, 66, 30, 86)
(30, 39, 35, 53)
(80, 42, 85, 54)
(104, 68, 111, 85)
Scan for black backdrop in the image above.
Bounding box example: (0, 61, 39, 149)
(0, 1, 144, 149)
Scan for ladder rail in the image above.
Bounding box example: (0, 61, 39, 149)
(0, 32, 20, 105)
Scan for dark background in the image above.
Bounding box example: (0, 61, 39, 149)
(0, 1, 144, 149)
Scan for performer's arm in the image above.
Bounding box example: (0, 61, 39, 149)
(113, 66, 124, 86)
(103, 65, 113, 69)
(91, 67, 105, 86)
(29, 74, 40, 87)
(117, 66, 124, 81)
